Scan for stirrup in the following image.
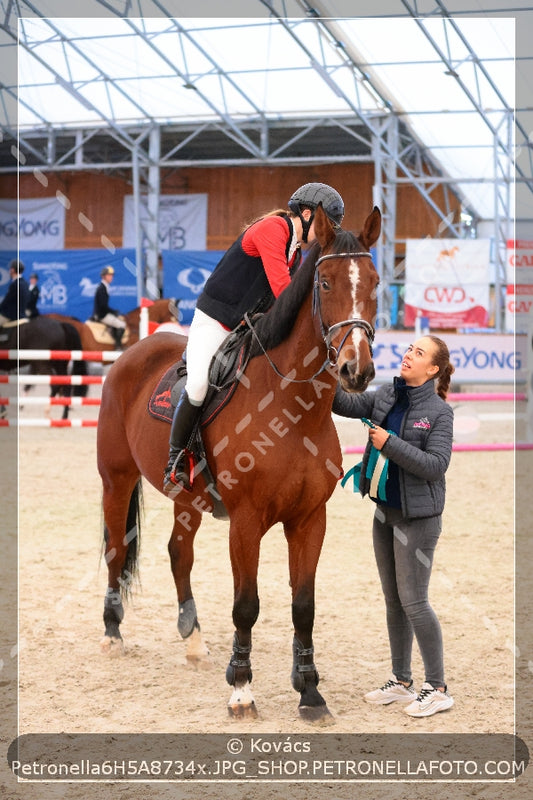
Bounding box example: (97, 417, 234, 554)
(164, 449, 195, 494)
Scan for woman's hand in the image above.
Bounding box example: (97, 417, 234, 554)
(368, 425, 390, 451)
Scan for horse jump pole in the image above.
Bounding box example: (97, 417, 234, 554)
(0, 397, 101, 406)
(0, 349, 121, 361)
(0, 419, 98, 427)
(0, 375, 105, 385)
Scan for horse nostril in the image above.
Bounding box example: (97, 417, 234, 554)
(339, 361, 352, 380)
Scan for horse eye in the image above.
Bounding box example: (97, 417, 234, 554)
(320, 279, 330, 291)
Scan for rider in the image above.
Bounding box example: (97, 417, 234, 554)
(0, 259, 30, 325)
(163, 182, 345, 495)
(92, 266, 127, 347)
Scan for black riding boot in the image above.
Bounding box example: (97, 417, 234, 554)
(112, 327, 125, 348)
(163, 391, 203, 494)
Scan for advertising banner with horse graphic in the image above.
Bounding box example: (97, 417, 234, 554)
(0, 248, 138, 319)
(0, 249, 223, 324)
(404, 238, 491, 328)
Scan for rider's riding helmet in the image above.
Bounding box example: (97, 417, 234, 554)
(288, 182, 344, 243)
(101, 266, 115, 278)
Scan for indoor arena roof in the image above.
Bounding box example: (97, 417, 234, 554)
(1, 1, 532, 225)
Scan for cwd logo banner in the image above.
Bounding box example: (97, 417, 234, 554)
(404, 239, 491, 329)
(0, 198, 66, 250)
(123, 194, 207, 251)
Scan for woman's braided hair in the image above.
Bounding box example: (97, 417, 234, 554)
(427, 335, 455, 400)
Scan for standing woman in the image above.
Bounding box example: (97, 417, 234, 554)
(333, 335, 455, 718)
(163, 182, 345, 494)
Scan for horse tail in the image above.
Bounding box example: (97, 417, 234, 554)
(102, 479, 144, 600)
(124, 479, 143, 593)
(61, 322, 88, 397)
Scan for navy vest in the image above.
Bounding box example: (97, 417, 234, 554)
(196, 215, 297, 330)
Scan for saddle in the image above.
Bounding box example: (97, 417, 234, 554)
(85, 319, 130, 346)
(148, 321, 255, 519)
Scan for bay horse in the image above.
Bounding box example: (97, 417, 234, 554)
(97, 205, 381, 722)
(0, 316, 88, 419)
(46, 297, 180, 352)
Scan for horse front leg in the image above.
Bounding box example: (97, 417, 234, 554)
(285, 506, 333, 723)
(168, 501, 209, 665)
(226, 520, 261, 719)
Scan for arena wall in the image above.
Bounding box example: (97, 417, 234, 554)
(3, 163, 460, 254)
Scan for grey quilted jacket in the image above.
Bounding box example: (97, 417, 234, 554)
(333, 377, 454, 519)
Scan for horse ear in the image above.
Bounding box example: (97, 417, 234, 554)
(358, 206, 381, 250)
(313, 204, 336, 249)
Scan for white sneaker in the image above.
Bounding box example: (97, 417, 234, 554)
(364, 676, 417, 705)
(404, 682, 454, 717)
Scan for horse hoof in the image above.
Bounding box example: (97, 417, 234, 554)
(298, 704, 335, 725)
(184, 627, 210, 665)
(227, 683, 258, 719)
(100, 635, 125, 657)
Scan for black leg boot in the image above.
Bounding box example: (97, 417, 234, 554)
(163, 391, 203, 494)
(112, 327, 125, 349)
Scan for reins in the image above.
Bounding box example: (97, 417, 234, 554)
(243, 250, 376, 385)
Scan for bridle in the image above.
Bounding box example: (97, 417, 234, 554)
(312, 251, 376, 366)
(243, 249, 376, 385)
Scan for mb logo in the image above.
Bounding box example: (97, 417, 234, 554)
(41, 277, 68, 307)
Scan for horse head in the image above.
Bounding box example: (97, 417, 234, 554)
(313, 205, 381, 393)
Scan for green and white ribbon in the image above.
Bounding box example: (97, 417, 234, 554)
(341, 431, 395, 501)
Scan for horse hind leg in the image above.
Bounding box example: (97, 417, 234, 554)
(100, 477, 143, 657)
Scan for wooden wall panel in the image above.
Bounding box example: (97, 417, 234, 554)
(4, 163, 459, 254)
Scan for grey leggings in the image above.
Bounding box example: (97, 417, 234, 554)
(372, 505, 445, 688)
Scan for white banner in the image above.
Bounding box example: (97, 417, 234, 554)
(123, 194, 207, 251)
(0, 198, 66, 251)
(405, 239, 491, 328)
(371, 331, 526, 385)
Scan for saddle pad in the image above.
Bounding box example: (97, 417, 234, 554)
(85, 319, 130, 345)
(148, 363, 180, 422)
(148, 338, 250, 428)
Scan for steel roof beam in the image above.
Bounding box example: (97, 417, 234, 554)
(116, 7, 268, 160)
(267, 0, 466, 233)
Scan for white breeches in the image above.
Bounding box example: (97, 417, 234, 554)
(100, 313, 126, 330)
(184, 308, 230, 404)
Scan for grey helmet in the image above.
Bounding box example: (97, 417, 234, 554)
(288, 182, 344, 242)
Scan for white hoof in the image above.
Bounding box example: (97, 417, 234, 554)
(100, 635, 125, 657)
(228, 682, 258, 719)
(185, 627, 210, 666)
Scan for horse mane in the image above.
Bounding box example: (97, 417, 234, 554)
(250, 227, 364, 356)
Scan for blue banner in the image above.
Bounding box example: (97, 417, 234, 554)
(1, 246, 380, 328)
(162, 250, 223, 325)
(0, 249, 139, 320)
